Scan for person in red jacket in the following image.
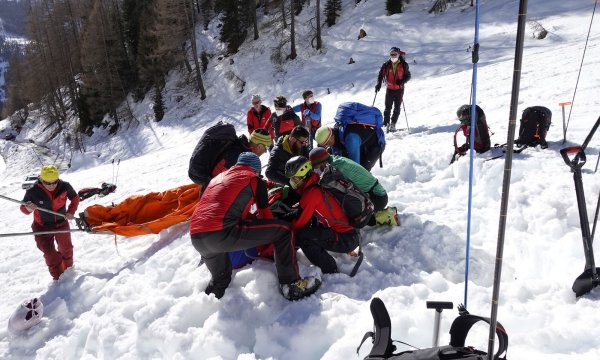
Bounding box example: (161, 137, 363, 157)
(246, 94, 273, 140)
(375, 47, 411, 132)
(284, 156, 360, 274)
(20, 165, 80, 280)
(189, 152, 321, 300)
(269, 95, 302, 142)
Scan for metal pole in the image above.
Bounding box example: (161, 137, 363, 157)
(488, 0, 528, 358)
(0, 229, 84, 238)
(402, 101, 410, 133)
(560, 101, 571, 144)
(0, 193, 68, 218)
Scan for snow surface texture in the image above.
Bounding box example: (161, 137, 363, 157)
(1, 0, 600, 358)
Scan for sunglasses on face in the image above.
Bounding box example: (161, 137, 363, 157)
(297, 138, 309, 145)
(42, 179, 58, 186)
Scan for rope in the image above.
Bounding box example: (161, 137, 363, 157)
(565, 0, 598, 134)
(464, 0, 482, 309)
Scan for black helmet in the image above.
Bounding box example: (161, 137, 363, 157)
(285, 156, 312, 178)
(457, 104, 485, 124)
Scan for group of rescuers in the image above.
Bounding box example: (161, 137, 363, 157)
(20, 47, 410, 301)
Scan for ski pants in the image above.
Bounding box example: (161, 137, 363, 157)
(296, 225, 360, 274)
(191, 219, 299, 288)
(32, 221, 73, 280)
(384, 88, 404, 126)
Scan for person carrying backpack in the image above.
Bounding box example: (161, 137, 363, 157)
(309, 147, 398, 226)
(283, 156, 361, 274)
(246, 94, 273, 140)
(451, 104, 491, 164)
(292, 90, 322, 149)
(269, 95, 302, 143)
(375, 47, 411, 132)
(190, 152, 321, 300)
(188, 123, 272, 194)
(20, 165, 80, 280)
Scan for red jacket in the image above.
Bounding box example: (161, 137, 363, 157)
(189, 165, 273, 234)
(377, 59, 411, 91)
(21, 180, 80, 228)
(247, 105, 273, 138)
(291, 173, 354, 234)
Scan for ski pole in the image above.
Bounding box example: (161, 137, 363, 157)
(402, 101, 410, 133)
(0, 194, 69, 219)
(115, 159, 121, 185)
(0, 229, 86, 238)
(559, 101, 571, 144)
(372, 91, 378, 107)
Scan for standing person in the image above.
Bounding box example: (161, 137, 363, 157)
(20, 165, 80, 280)
(375, 47, 411, 132)
(269, 95, 302, 143)
(190, 152, 321, 300)
(284, 156, 360, 274)
(292, 90, 322, 150)
(246, 94, 273, 141)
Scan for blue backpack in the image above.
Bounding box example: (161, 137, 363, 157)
(334, 102, 386, 146)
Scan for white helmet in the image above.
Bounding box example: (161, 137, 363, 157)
(8, 298, 44, 333)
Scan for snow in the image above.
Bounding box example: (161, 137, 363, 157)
(1, 0, 600, 358)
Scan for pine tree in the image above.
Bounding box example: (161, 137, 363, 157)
(386, 0, 403, 15)
(324, 0, 341, 27)
(219, 0, 248, 54)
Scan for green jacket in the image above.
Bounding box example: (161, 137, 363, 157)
(330, 155, 386, 196)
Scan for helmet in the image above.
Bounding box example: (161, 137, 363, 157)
(40, 165, 59, 182)
(285, 156, 312, 178)
(8, 298, 44, 333)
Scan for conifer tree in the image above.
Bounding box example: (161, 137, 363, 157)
(386, 0, 403, 15)
(324, 0, 341, 27)
(219, 0, 248, 54)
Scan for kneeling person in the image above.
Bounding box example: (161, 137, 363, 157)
(285, 156, 360, 274)
(189, 152, 320, 300)
(309, 147, 398, 226)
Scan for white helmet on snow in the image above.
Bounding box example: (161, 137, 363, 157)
(8, 298, 44, 333)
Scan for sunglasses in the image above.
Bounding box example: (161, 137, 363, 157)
(42, 179, 59, 186)
(297, 138, 309, 145)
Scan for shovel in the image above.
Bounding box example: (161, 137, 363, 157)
(560, 116, 600, 297)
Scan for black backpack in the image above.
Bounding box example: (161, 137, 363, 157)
(359, 298, 508, 360)
(454, 105, 491, 154)
(516, 106, 552, 148)
(318, 163, 375, 229)
(188, 121, 239, 185)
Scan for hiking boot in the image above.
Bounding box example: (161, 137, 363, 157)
(280, 277, 322, 301)
(389, 123, 397, 132)
(204, 274, 231, 299)
(374, 207, 399, 226)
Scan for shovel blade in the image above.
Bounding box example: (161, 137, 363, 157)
(572, 268, 600, 297)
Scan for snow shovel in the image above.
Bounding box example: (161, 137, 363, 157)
(560, 116, 600, 297)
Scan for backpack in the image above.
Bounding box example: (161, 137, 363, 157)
(359, 298, 508, 360)
(318, 163, 375, 229)
(516, 106, 552, 148)
(334, 102, 386, 146)
(188, 121, 238, 185)
(454, 105, 491, 154)
(78, 183, 117, 201)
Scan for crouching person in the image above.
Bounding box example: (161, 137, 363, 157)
(190, 152, 321, 300)
(285, 156, 360, 274)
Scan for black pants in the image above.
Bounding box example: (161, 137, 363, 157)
(191, 219, 299, 286)
(384, 88, 404, 126)
(296, 226, 360, 274)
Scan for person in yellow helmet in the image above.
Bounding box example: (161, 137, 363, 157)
(20, 165, 80, 280)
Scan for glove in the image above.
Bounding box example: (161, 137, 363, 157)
(375, 84, 381, 93)
(24, 202, 36, 212)
(65, 213, 75, 220)
(303, 109, 311, 117)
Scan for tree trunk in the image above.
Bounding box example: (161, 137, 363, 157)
(186, 0, 206, 99)
(289, 0, 296, 59)
(251, 0, 259, 40)
(316, 0, 321, 50)
(281, 0, 287, 29)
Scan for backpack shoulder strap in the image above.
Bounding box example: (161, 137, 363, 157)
(449, 310, 508, 360)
